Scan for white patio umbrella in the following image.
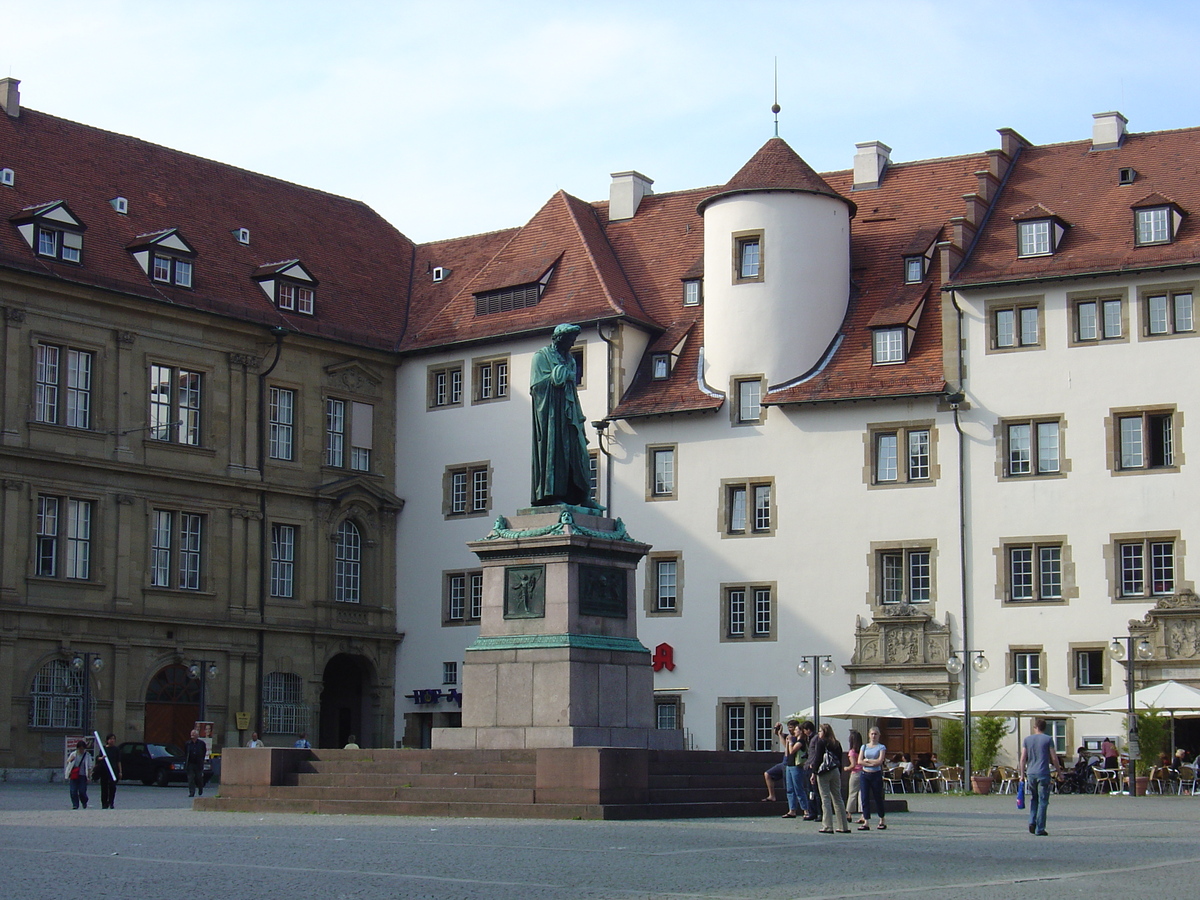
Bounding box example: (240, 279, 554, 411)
(928, 682, 1092, 717)
(791, 682, 939, 721)
(1085, 681, 1200, 757)
(1084, 680, 1200, 715)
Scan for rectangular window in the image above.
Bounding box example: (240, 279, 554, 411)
(151, 510, 203, 590)
(36, 227, 82, 263)
(469, 572, 483, 620)
(872, 327, 905, 364)
(1075, 299, 1122, 341)
(447, 573, 466, 621)
(736, 378, 762, 423)
(1076, 649, 1105, 689)
(326, 399, 372, 470)
(651, 446, 676, 498)
(1119, 539, 1175, 597)
(1013, 651, 1042, 686)
(36, 496, 90, 579)
(723, 479, 773, 535)
(474, 358, 510, 401)
(270, 524, 295, 598)
(753, 587, 772, 636)
(683, 280, 701, 306)
(1145, 291, 1194, 335)
(349, 402, 373, 472)
(727, 588, 745, 637)
(655, 559, 678, 612)
(754, 705, 775, 751)
(993, 304, 1040, 349)
(723, 583, 775, 641)
(429, 364, 464, 408)
(876, 433, 898, 482)
(735, 236, 762, 281)
(1136, 207, 1170, 245)
(149, 364, 202, 445)
(656, 700, 679, 730)
(1018, 220, 1051, 257)
(1005, 419, 1061, 476)
(325, 399, 344, 467)
(904, 256, 924, 283)
(268, 387, 294, 460)
(726, 705, 746, 751)
(873, 425, 934, 485)
(446, 464, 490, 518)
(152, 254, 193, 287)
(1045, 719, 1067, 756)
(1118, 411, 1174, 469)
(443, 662, 458, 686)
(1008, 544, 1062, 601)
(36, 343, 93, 429)
(879, 549, 931, 604)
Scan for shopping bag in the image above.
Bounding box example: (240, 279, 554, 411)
(1016, 778, 1026, 809)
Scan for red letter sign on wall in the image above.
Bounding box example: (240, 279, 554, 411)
(652, 642, 675, 672)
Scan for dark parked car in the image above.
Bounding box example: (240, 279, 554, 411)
(117, 741, 213, 787)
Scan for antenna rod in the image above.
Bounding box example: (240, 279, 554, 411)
(772, 57, 781, 138)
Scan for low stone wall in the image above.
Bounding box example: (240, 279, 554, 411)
(1, 768, 59, 783)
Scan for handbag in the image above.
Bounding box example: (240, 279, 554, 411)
(1016, 778, 1026, 809)
(68, 765, 80, 781)
(817, 748, 840, 775)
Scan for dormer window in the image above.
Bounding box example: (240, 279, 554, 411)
(652, 353, 670, 380)
(1013, 206, 1067, 258)
(873, 327, 906, 364)
(11, 201, 85, 265)
(128, 229, 197, 288)
(253, 260, 318, 316)
(683, 279, 701, 306)
(474, 264, 555, 316)
(2, 167, 16, 187)
(1132, 194, 1185, 246)
(904, 256, 925, 284)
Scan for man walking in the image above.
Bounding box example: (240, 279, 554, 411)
(1019, 717, 1061, 836)
(183, 729, 207, 798)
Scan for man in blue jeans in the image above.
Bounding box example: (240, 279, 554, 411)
(1019, 718, 1061, 836)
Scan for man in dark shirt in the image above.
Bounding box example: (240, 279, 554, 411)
(96, 733, 122, 809)
(183, 729, 207, 798)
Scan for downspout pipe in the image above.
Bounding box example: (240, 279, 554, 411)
(255, 326, 288, 734)
(594, 321, 618, 515)
(948, 292, 971, 779)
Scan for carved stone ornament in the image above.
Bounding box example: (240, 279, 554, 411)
(3, 307, 26, 323)
(229, 352, 260, 370)
(116, 330, 136, 345)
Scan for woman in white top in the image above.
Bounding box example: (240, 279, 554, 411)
(858, 727, 888, 830)
(64, 740, 92, 810)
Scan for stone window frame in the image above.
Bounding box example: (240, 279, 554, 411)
(994, 535, 1075, 606)
(1067, 287, 1129, 347)
(471, 353, 510, 404)
(1106, 529, 1184, 602)
(996, 414, 1067, 480)
(1009, 646, 1045, 687)
(867, 539, 938, 612)
(427, 361, 464, 410)
(1140, 282, 1196, 339)
(646, 444, 677, 501)
(644, 552, 683, 617)
(985, 295, 1044, 354)
(443, 461, 492, 519)
(1105, 404, 1181, 475)
(717, 696, 778, 751)
(719, 581, 777, 643)
(865, 420, 938, 488)
(1069, 643, 1110, 694)
(718, 476, 776, 538)
(732, 229, 765, 284)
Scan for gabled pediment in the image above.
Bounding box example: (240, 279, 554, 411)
(12, 199, 84, 228)
(317, 474, 404, 512)
(127, 228, 197, 255)
(326, 359, 383, 394)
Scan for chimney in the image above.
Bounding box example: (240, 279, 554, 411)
(0, 78, 19, 118)
(1092, 111, 1127, 151)
(853, 141, 891, 190)
(609, 171, 654, 221)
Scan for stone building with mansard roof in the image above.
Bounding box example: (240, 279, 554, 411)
(3, 72, 1200, 768)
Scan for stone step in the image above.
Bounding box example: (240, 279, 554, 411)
(266, 784, 537, 804)
(289, 772, 535, 790)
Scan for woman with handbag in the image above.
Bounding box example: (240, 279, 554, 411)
(811, 723, 850, 833)
(64, 740, 92, 810)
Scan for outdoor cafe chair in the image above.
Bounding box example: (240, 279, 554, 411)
(1092, 766, 1121, 794)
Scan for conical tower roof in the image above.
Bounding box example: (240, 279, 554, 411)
(697, 136, 856, 216)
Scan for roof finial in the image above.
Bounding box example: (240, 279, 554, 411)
(771, 57, 781, 138)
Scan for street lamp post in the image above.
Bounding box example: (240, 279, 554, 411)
(188, 660, 219, 722)
(797, 655, 836, 727)
(1109, 635, 1153, 798)
(71, 652, 104, 737)
(946, 650, 989, 778)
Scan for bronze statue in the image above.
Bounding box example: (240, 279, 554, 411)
(530, 324, 603, 509)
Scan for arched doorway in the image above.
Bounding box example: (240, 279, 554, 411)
(144, 664, 199, 748)
(320, 654, 374, 748)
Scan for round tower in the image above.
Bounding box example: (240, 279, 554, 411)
(698, 138, 854, 399)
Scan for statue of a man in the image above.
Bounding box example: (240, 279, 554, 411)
(530, 323, 603, 509)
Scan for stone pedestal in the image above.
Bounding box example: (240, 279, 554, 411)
(433, 506, 682, 750)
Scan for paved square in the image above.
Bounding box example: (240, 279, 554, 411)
(1, 784, 1197, 899)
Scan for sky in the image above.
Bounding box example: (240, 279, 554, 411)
(4, 0, 1200, 244)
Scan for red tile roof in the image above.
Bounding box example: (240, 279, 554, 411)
(698, 137, 856, 216)
(951, 127, 1200, 288)
(0, 108, 414, 351)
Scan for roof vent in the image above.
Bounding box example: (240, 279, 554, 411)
(0, 168, 13, 187)
(853, 141, 892, 190)
(110, 196, 128, 214)
(1119, 167, 1137, 185)
(0, 78, 19, 118)
(234, 227, 250, 245)
(609, 171, 654, 221)
(432, 266, 447, 283)
(1092, 111, 1127, 151)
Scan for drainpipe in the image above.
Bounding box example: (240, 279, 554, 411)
(947, 292, 971, 778)
(255, 326, 288, 732)
(594, 321, 619, 515)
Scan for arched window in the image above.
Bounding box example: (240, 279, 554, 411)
(334, 520, 361, 603)
(146, 664, 199, 703)
(262, 671, 308, 734)
(29, 659, 85, 729)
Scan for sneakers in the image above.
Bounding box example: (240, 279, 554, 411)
(1029, 823, 1036, 834)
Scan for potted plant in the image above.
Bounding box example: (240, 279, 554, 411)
(938, 718, 965, 776)
(1133, 707, 1169, 795)
(970, 715, 1009, 794)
